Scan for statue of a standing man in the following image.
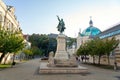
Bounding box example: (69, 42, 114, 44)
(57, 16, 66, 33)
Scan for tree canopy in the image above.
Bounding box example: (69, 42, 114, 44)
(0, 25, 25, 63)
(77, 37, 119, 64)
(29, 34, 57, 57)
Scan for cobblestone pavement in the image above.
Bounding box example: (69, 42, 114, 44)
(0, 59, 120, 80)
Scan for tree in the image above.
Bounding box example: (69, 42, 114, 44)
(86, 40, 97, 64)
(76, 45, 84, 56)
(77, 43, 89, 63)
(94, 38, 105, 64)
(28, 34, 40, 47)
(48, 38, 57, 53)
(77, 37, 119, 65)
(31, 46, 43, 56)
(104, 37, 119, 65)
(22, 49, 33, 59)
(29, 34, 49, 57)
(38, 34, 49, 56)
(0, 25, 24, 64)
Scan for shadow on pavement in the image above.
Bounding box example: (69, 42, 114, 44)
(34, 67, 40, 75)
(115, 76, 120, 80)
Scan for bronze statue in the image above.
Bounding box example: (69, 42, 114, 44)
(57, 16, 66, 33)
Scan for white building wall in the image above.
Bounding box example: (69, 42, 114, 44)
(77, 34, 90, 50)
(0, 0, 19, 31)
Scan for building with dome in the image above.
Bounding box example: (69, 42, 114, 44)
(77, 18, 120, 66)
(77, 18, 101, 50)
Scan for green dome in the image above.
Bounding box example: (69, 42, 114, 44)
(81, 18, 101, 36)
(82, 26, 101, 36)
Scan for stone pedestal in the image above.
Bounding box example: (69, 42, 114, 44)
(39, 62, 88, 74)
(39, 33, 88, 74)
(53, 34, 78, 67)
(54, 34, 68, 59)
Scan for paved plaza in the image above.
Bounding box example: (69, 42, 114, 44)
(0, 59, 120, 80)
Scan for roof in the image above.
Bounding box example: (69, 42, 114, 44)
(82, 26, 101, 36)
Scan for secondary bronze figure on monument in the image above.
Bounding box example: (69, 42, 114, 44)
(57, 16, 66, 33)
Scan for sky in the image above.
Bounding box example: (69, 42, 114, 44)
(3, 0, 120, 37)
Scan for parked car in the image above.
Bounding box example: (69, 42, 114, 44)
(41, 56, 48, 60)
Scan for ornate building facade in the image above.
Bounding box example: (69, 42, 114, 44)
(0, 0, 22, 64)
(97, 23, 120, 65)
(77, 18, 101, 49)
(0, 0, 20, 31)
(77, 18, 120, 66)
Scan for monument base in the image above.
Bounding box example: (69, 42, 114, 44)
(39, 62, 88, 74)
(54, 55, 78, 67)
(54, 34, 69, 60)
(54, 51, 69, 59)
(39, 33, 88, 74)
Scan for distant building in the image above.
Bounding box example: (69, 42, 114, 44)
(77, 17, 120, 66)
(97, 23, 120, 66)
(23, 34, 31, 49)
(14, 34, 31, 61)
(23, 34, 29, 41)
(67, 42, 77, 55)
(77, 17, 101, 49)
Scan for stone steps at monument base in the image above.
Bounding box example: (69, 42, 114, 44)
(39, 68, 88, 74)
(39, 62, 88, 74)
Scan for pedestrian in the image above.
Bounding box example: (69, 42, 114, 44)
(114, 62, 117, 71)
(81, 55, 84, 62)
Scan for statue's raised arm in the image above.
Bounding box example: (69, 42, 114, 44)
(57, 15, 60, 21)
(56, 16, 66, 34)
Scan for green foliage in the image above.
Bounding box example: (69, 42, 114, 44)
(77, 43, 89, 56)
(77, 42, 90, 63)
(23, 49, 33, 56)
(29, 34, 40, 47)
(76, 37, 119, 64)
(31, 46, 43, 56)
(0, 26, 24, 53)
(104, 37, 119, 64)
(93, 38, 105, 64)
(0, 64, 11, 69)
(0, 25, 25, 62)
(38, 34, 49, 50)
(48, 38, 57, 53)
(22, 49, 33, 59)
(104, 37, 119, 56)
(29, 34, 49, 56)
